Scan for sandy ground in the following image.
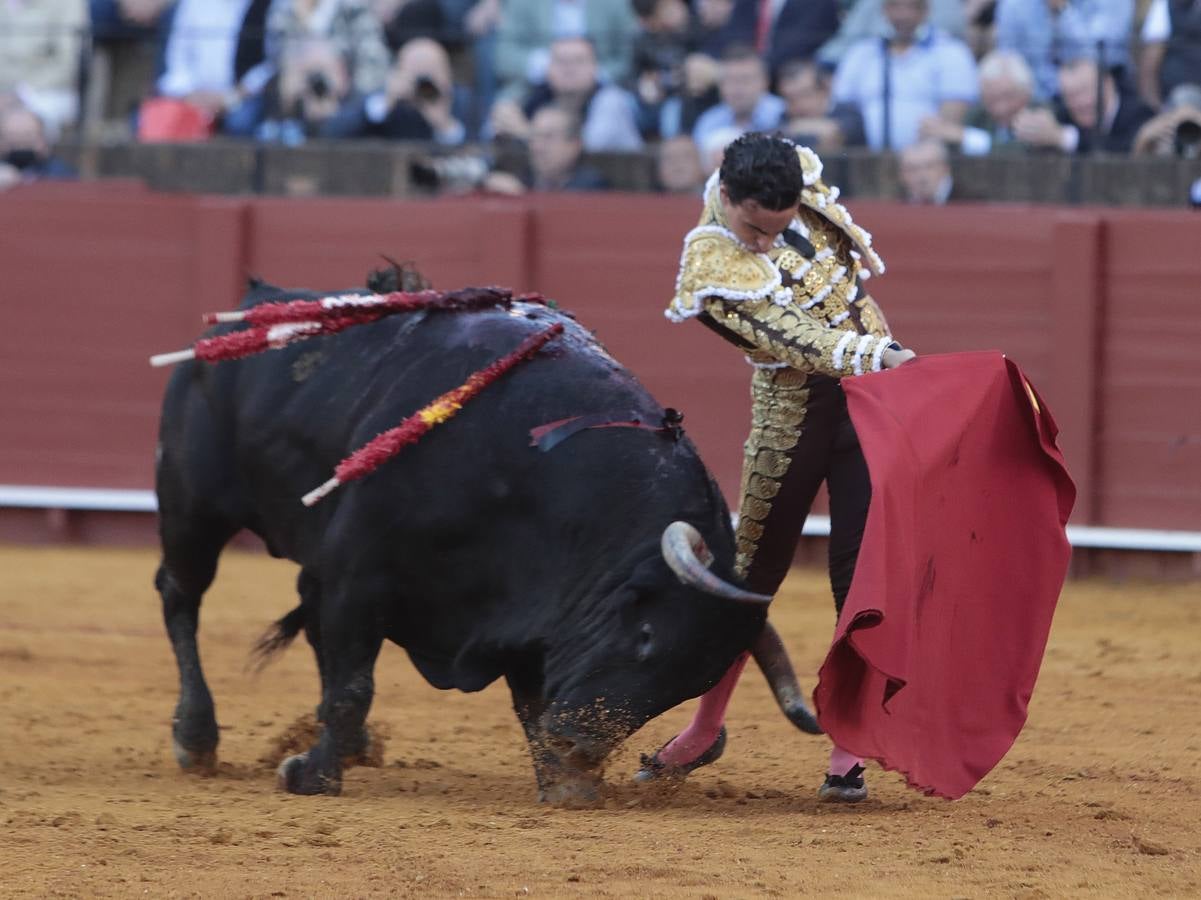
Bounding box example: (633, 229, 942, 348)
(1, 544, 1199, 899)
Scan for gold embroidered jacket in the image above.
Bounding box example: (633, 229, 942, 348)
(666, 146, 894, 377)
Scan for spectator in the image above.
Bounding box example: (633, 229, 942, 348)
(360, 36, 466, 142)
(496, 36, 643, 151)
(962, 0, 998, 58)
(482, 103, 609, 193)
(266, 0, 392, 97)
(638, 0, 735, 138)
(691, 44, 784, 150)
(657, 52, 723, 139)
(370, 0, 472, 52)
(994, 0, 1135, 103)
(691, 0, 740, 57)
(655, 133, 706, 192)
(630, 0, 694, 139)
(898, 137, 956, 203)
(1139, 0, 1201, 109)
(0, 102, 76, 191)
(226, 39, 365, 142)
(725, 0, 840, 82)
(495, 0, 638, 99)
(819, 0, 966, 67)
(919, 49, 1037, 154)
(0, 0, 88, 135)
(777, 58, 866, 152)
(832, 0, 978, 151)
(1014, 56, 1155, 153)
(86, 0, 174, 136)
(1132, 81, 1201, 156)
(156, 0, 272, 130)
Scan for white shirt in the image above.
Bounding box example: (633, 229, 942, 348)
(1143, 0, 1170, 42)
(551, 0, 587, 37)
(158, 0, 254, 97)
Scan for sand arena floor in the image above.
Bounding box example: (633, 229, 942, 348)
(0, 544, 1199, 898)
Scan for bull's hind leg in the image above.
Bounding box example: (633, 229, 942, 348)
(155, 516, 236, 773)
(278, 584, 382, 795)
(296, 569, 373, 761)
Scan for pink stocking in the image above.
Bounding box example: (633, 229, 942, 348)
(657, 652, 750, 766)
(829, 745, 863, 776)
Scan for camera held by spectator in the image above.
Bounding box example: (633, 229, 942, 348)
(1133, 83, 1201, 159)
(288, 43, 352, 124)
(631, 0, 692, 107)
(408, 151, 491, 193)
(363, 37, 465, 144)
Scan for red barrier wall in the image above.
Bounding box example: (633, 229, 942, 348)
(1, 183, 1198, 532)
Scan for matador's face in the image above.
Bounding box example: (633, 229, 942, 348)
(719, 186, 795, 254)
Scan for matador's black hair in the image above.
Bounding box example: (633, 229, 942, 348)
(719, 132, 803, 211)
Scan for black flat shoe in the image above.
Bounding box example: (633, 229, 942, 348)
(818, 763, 868, 802)
(633, 726, 727, 783)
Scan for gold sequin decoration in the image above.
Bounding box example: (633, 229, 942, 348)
(670, 230, 780, 319)
(774, 247, 805, 276)
(704, 298, 861, 377)
(856, 295, 890, 338)
(733, 368, 811, 578)
(747, 472, 781, 500)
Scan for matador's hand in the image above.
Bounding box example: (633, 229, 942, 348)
(882, 347, 917, 368)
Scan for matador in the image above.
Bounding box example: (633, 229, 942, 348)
(636, 131, 916, 802)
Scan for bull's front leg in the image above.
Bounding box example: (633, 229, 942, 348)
(506, 667, 603, 808)
(278, 588, 382, 796)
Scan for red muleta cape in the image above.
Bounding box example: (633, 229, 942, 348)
(814, 351, 1076, 800)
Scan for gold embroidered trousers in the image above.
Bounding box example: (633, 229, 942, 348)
(734, 368, 872, 611)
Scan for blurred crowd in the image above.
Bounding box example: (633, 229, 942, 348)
(1, 0, 1199, 200)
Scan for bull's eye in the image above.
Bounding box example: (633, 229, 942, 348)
(636, 622, 655, 661)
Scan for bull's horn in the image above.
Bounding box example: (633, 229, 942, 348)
(660, 522, 773, 605)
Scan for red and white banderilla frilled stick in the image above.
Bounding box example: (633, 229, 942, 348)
(200, 286, 522, 327)
(149, 317, 367, 367)
(149, 287, 538, 367)
(301, 322, 564, 507)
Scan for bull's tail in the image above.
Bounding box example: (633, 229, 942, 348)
(248, 605, 306, 673)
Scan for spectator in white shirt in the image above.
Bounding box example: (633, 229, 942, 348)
(157, 0, 263, 121)
(831, 0, 978, 151)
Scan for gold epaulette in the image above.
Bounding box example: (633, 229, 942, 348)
(793, 145, 886, 277)
(666, 225, 792, 323)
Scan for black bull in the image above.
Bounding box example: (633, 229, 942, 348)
(154, 280, 815, 806)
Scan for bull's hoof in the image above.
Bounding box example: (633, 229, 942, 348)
(633, 726, 726, 784)
(276, 753, 342, 796)
(783, 701, 824, 735)
(538, 775, 604, 809)
(172, 739, 217, 774)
